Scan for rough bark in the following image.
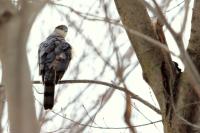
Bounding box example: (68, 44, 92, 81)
(172, 0, 200, 133)
(114, 0, 180, 132)
(187, 0, 200, 69)
(114, 0, 200, 133)
(114, 0, 166, 111)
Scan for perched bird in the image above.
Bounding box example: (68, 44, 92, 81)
(38, 25, 72, 110)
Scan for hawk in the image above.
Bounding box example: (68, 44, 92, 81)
(38, 25, 72, 110)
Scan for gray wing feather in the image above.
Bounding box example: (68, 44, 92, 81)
(38, 37, 57, 75)
(38, 35, 71, 76)
(49, 43, 71, 72)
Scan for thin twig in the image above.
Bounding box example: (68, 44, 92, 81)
(32, 79, 161, 114)
(35, 96, 162, 130)
(165, 1, 184, 13)
(82, 104, 98, 125)
(150, 0, 200, 98)
(53, 0, 179, 58)
(52, 110, 162, 129)
(179, 0, 189, 35)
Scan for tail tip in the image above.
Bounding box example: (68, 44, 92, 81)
(44, 104, 53, 110)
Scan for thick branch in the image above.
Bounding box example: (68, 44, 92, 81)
(171, 1, 200, 133)
(114, 0, 169, 114)
(33, 80, 161, 114)
(187, 0, 200, 69)
(0, 1, 48, 133)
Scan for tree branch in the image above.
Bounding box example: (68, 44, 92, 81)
(0, 1, 49, 133)
(34, 95, 162, 131)
(33, 79, 161, 114)
(114, 0, 168, 114)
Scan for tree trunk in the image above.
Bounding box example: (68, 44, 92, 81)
(0, 1, 47, 132)
(114, 0, 200, 133)
(0, 16, 39, 133)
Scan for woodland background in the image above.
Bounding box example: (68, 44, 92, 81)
(0, 0, 199, 133)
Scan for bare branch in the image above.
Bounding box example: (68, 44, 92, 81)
(180, 0, 190, 35)
(48, 111, 162, 130)
(36, 97, 162, 130)
(33, 80, 161, 114)
(150, 0, 200, 98)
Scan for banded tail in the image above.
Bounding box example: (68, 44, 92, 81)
(44, 83, 55, 110)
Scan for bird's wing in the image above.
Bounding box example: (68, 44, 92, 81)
(38, 34, 72, 81)
(49, 42, 72, 81)
(38, 37, 57, 75)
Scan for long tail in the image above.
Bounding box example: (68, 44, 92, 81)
(44, 83, 55, 110)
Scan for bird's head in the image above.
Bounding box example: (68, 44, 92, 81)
(54, 25, 68, 38)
